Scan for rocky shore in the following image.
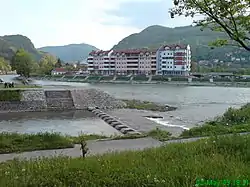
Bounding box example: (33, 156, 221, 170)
(0, 88, 126, 113)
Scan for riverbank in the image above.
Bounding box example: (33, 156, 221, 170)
(0, 133, 249, 187)
(33, 75, 250, 88)
(0, 104, 250, 186)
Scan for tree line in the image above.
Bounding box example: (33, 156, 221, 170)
(0, 49, 63, 77)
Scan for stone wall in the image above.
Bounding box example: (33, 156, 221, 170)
(0, 90, 47, 112)
(71, 88, 126, 110)
(0, 88, 125, 112)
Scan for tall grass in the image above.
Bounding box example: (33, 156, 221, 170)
(0, 134, 249, 187)
(0, 132, 74, 153)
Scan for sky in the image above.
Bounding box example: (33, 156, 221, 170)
(0, 0, 195, 50)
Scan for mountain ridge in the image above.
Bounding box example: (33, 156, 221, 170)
(38, 43, 99, 62)
(0, 34, 42, 60)
(112, 25, 247, 61)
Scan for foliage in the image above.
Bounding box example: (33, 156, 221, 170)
(180, 103, 250, 138)
(0, 35, 42, 61)
(112, 25, 242, 61)
(147, 127, 172, 141)
(0, 90, 22, 101)
(55, 58, 62, 68)
(0, 134, 249, 186)
(0, 57, 11, 74)
(10, 49, 36, 77)
(38, 54, 57, 75)
(38, 43, 99, 62)
(220, 103, 250, 124)
(170, 0, 250, 51)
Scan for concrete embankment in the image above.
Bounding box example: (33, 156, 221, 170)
(87, 107, 141, 135)
(0, 88, 126, 113)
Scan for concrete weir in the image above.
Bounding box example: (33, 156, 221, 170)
(87, 107, 141, 135)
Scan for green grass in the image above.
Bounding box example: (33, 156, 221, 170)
(0, 90, 22, 101)
(0, 132, 163, 154)
(180, 103, 250, 138)
(147, 128, 172, 141)
(0, 132, 74, 154)
(133, 75, 148, 81)
(122, 99, 176, 112)
(116, 76, 130, 81)
(0, 132, 110, 154)
(0, 134, 249, 187)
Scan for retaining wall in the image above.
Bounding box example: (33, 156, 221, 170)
(0, 88, 125, 112)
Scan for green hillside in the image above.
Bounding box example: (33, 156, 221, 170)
(0, 35, 42, 60)
(112, 25, 246, 61)
(38, 43, 99, 62)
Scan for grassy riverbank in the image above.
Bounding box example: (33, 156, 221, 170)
(0, 134, 249, 187)
(180, 103, 250, 138)
(0, 129, 172, 154)
(0, 132, 109, 154)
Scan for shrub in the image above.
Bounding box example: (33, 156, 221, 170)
(180, 103, 250, 138)
(0, 90, 22, 101)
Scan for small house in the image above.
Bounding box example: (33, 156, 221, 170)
(51, 68, 67, 75)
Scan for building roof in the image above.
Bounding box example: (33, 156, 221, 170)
(158, 44, 189, 51)
(89, 50, 112, 56)
(88, 44, 189, 56)
(52, 68, 67, 72)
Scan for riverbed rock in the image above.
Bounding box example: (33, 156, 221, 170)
(71, 89, 126, 110)
(21, 90, 46, 101)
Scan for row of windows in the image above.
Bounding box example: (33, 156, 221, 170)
(160, 65, 190, 69)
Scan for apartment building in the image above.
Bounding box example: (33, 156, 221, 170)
(156, 44, 191, 76)
(87, 44, 191, 76)
(87, 49, 157, 75)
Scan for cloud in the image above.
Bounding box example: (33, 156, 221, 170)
(0, 0, 194, 50)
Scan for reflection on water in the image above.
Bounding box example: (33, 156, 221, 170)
(0, 110, 95, 121)
(0, 110, 120, 136)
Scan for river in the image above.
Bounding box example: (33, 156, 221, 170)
(1, 75, 250, 136)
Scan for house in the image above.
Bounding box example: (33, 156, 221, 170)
(51, 68, 67, 75)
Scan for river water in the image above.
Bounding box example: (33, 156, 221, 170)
(0, 75, 250, 136)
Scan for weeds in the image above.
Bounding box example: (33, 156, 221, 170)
(0, 134, 249, 187)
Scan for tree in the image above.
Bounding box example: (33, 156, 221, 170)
(39, 54, 57, 75)
(11, 49, 35, 77)
(55, 58, 62, 68)
(170, 0, 250, 51)
(190, 61, 197, 72)
(0, 57, 11, 74)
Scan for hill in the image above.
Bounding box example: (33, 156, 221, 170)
(0, 35, 42, 60)
(112, 25, 246, 61)
(38, 43, 99, 62)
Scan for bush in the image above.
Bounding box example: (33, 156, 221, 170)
(180, 103, 250, 138)
(221, 103, 250, 125)
(0, 90, 22, 101)
(0, 134, 249, 187)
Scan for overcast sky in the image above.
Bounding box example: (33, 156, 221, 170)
(0, 0, 195, 49)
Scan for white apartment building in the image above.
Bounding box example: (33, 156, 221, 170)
(156, 44, 191, 76)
